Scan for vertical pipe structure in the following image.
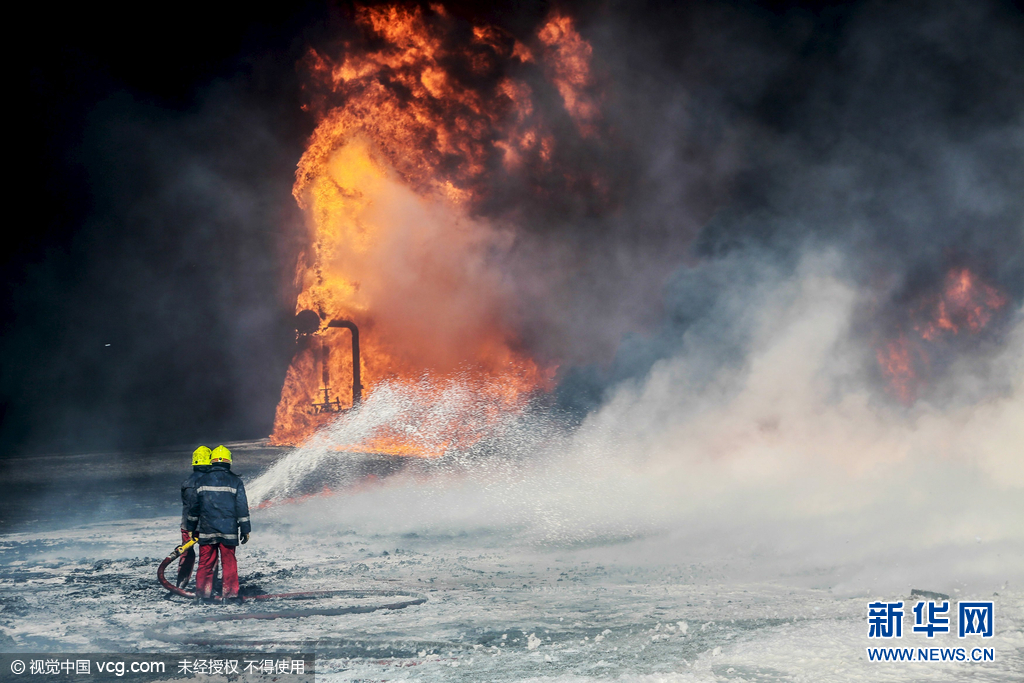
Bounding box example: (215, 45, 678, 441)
(327, 319, 362, 405)
(321, 336, 331, 406)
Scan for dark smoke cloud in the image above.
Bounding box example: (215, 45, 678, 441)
(4, 0, 1022, 455)
(552, 0, 1024, 411)
(694, 0, 1024, 276)
(2, 86, 303, 455)
(2, 6, 329, 456)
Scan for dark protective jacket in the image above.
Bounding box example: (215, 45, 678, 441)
(180, 465, 211, 530)
(186, 463, 251, 545)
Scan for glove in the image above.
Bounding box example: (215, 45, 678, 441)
(189, 531, 198, 542)
(240, 534, 249, 545)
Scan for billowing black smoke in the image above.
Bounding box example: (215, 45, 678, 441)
(4, 0, 1022, 457)
(3, 5, 326, 455)
(552, 0, 1024, 413)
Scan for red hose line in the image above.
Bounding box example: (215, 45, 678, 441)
(157, 552, 200, 599)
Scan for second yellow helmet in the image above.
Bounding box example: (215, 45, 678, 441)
(211, 445, 232, 463)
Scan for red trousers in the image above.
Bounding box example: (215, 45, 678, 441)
(177, 530, 196, 587)
(196, 543, 238, 599)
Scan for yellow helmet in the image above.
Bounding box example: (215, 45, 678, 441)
(211, 445, 232, 463)
(192, 446, 212, 466)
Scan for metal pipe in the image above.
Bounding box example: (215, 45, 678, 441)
(321, 336, 331, 406)
(327, 319, 362, 405)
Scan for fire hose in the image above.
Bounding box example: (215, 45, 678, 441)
(149, 538, 429, 647)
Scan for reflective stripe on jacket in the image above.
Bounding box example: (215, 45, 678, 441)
(180, 465, 211, 530)
(185, 463, 251, 545)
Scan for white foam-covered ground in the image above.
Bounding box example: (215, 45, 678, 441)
(2, 254, 1022, 680)
(1, 503, 1021, 682)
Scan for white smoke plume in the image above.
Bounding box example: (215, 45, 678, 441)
(251, 249, 1023, 596)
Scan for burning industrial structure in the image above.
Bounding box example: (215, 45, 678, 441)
(266, 2, 1022, 458)
(270, 5, 607, 451)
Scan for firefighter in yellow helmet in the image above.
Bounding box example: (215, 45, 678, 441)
(187, 445, 251, 601)
(176, 446, 212, 587)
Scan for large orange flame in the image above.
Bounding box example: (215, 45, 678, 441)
(916, 267, 1008, 341)
(877, 267, 1007, 403)
(271, 5, 600, 450)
